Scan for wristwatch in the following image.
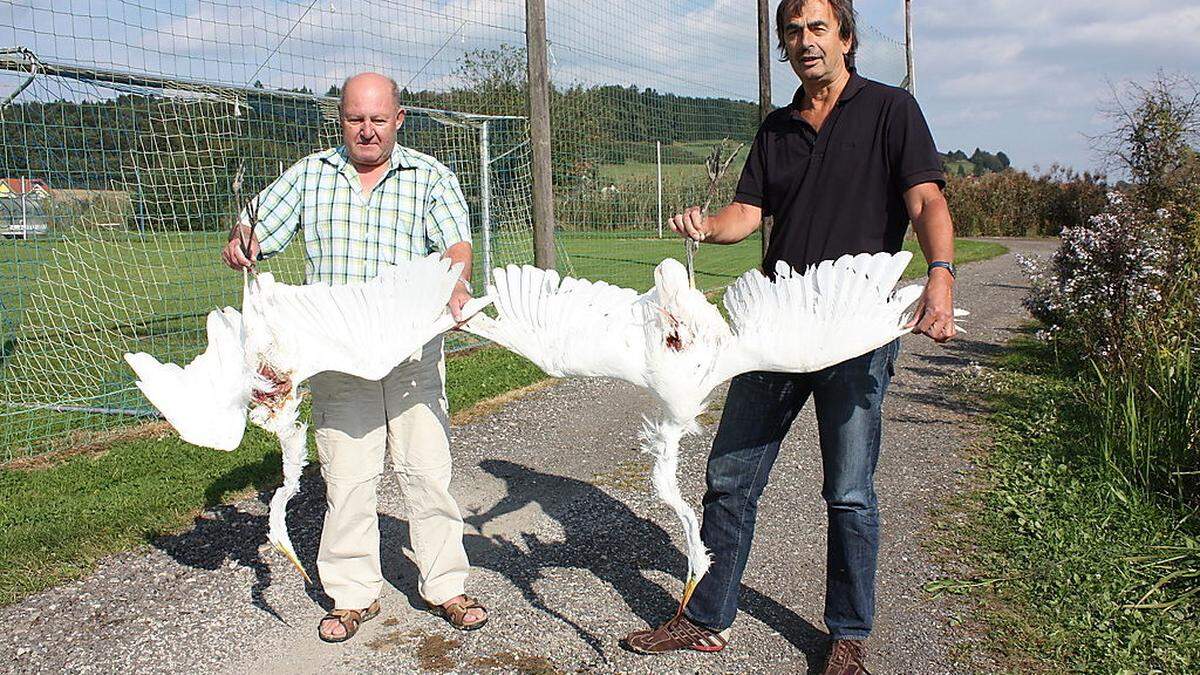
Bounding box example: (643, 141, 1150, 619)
(927, 260, 956, 278)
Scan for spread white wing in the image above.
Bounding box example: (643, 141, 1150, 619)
(250, 253, 492, 383)
(715, 251, 924, 382)
(463, 264, 650, 386)
(124, 307, 252, 451)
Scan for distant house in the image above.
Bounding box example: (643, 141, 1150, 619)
(0, 178, 51, 200)
(0, 179, 51, 238)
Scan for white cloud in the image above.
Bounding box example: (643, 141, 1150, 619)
(901, 0, 1199, 171)
(5, 0, 1194, 173)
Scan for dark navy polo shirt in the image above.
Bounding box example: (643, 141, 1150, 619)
(734, 71, 945, 273)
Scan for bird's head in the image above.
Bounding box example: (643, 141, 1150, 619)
(648, 258, 731, 352)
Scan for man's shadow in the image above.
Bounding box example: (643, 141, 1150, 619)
(154, 454, 331, 622)
(441, 459, 825, 666)
(156, 458, 826, 668)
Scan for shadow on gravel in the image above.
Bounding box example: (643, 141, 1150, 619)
(890, 337, 1014, 414)
(154, 460, 827, 669)
(154, 474, 331, 623)
(445, 460, 826, 668)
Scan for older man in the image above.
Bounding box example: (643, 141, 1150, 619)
(623, 1, 955, 672)
(222, 72, 488, 642)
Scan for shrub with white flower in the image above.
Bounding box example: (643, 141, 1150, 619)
(1021, 191, 1172, 363)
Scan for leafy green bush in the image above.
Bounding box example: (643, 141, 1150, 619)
(945, 165, 1107, 237)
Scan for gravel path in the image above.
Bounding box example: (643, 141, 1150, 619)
(0, 239, 1056, 674)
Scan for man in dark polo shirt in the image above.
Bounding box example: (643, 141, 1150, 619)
(623, 1, 956, 672)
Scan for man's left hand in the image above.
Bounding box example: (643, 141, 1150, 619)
(906, 269, 956, 343)
(448, 281, 472, 327)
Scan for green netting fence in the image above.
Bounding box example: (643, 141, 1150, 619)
(0, 1, 905, 459)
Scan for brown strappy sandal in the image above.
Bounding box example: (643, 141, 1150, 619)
(426, 595, 489, 631)
(318, 599, 381, 643)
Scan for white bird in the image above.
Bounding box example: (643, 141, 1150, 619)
(465, 251, 965, 615)
(125, 253, 492, 583)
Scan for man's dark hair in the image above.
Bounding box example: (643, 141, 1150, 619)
(775, 0, 858, 69)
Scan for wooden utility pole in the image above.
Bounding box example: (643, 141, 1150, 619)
(757, 0, 773, 259)
(904, 0, 916, 95)
(526, 0, 556, 269)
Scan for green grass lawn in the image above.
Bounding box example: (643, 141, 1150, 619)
(560, 232, 1008, 292)
(596, 138, 750, 184)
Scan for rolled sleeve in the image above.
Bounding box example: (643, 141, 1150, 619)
(424, 171, 471, 253)
(888, 94, 946, 192)
(248, 161, 305, 259)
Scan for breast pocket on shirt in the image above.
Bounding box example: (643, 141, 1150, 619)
(379, 187, 417, 262)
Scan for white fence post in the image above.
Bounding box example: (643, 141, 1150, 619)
(479, 120, 493, 277)
(656, 140, 663, 238)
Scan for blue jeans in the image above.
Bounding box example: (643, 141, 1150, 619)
(684, 340, 899, 640)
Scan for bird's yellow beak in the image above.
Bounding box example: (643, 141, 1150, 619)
(274, 541, 313, 586)
(675, 574, 700, 618)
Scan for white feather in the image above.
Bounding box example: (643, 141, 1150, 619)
(249, 254, 491, 383)
(124, 307, 252, 451)
(464, 264, 649, 384)
(717, 252, 923, 381)
(641, 417, 710, 581)
(249, 394, 308, 578)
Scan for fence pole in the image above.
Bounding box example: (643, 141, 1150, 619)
(20, 177, 27, 235)
(478, 120, 493, 277)
(656, 140, 663, 238)
(905, 0, 916, 95)
(525, 0, 556, 270)
(757, 0, 773, 259)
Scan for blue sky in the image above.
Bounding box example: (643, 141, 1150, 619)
(2, 0, 1196, 174)
(847, 0, 1200, 174)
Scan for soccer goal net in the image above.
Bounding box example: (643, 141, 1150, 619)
(0, 49, 541, 459)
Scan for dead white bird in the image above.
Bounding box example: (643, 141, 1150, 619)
(125, 253, 491, 583)
(465, 251, 965, 615)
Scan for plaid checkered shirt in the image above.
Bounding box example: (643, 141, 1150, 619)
(247, 144, 472, 285)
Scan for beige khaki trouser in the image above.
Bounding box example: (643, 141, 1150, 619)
(309, 337, 469, 610)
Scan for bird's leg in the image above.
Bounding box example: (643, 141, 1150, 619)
(685, 239, 699, 290)
(686, 140, 744, 291)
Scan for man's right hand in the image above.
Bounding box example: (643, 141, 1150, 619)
(221, 225, 260, 271)
(667, 206, 708, 242)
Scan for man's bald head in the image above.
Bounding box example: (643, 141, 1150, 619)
(338, 72, 406, 169)
(340, 72, 403, 113)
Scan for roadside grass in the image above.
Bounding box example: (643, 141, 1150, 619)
(0, 237, 1008, 606)
(0, 346, 547, 606)
(932, 332, 1200, 670)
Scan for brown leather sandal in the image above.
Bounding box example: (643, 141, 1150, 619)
(426, 595, 489, 631)
(318, 599, 381, 643)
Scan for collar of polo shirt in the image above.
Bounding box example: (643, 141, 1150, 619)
(789, 68, 869, 113)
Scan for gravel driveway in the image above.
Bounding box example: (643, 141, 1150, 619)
(0, 239, 1056, 674)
